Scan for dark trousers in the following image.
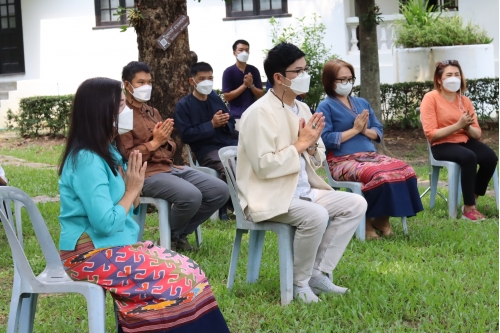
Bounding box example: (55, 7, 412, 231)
(431, 139, 498, 206)
(197, 150, 226, 182)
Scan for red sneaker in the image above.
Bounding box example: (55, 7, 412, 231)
(461, 206, 486, 221)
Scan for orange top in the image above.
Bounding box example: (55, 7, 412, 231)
(420, 90, 481, 146)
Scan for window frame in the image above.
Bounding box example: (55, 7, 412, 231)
(94, 0, 134, 28)
(224, 0, 291, 21)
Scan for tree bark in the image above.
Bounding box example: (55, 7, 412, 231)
(135, 0, 191, 164)
(355, 0, 391, 155)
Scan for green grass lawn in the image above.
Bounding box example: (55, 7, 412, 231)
(0, 144, 498, 332)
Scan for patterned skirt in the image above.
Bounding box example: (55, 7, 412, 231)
(327, 152, 423, 218)
(60, 234, 230, 333)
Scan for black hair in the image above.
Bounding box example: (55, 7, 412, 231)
(264, 42, 305, 86)
(232, 39, 250, 52)
(190, 51, 198, 66)
(58, 77, 121, 176)
(190, 62, 213, 77)
(121, 61, 151, 83)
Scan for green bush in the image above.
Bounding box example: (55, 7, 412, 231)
(394, 0, 492, 48)
(6, 95, 73, 137)
(352, 78, 498, 128)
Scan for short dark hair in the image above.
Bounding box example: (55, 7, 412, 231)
(190, 51, 198, 66)
(59, 77, 122, 176)
(190, 62, 213, 77)
(264, 42, 306, 86)
(121, 61, 151, 83)
(232, 39, 249, 52)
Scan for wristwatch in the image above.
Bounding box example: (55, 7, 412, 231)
(307, 143, 319, 152)
(248, 84, 255, 89)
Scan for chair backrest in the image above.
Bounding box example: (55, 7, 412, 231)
(417, 106, 438, 166)
(186, 144, 199, 167)
(0, 186, 71, 285)
(218, 146, 251, 227)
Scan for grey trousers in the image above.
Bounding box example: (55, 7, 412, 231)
(269, 190, 367, 287)
(142, 166, 229, 239)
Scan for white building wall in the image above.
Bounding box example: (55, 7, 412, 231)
(0, 0, 138, 127)
(186, 0, 348, 89)
(0, 0, 497, 128)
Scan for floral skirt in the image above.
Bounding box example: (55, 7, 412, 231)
(60, 234, 230, 333)
(327, 152, 423, 218)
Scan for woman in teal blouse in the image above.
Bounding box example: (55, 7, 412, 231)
(58, 77, 229, 333)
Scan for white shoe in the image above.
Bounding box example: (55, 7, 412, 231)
(309, 274, 349, 295)
(293, 285, 320, 303)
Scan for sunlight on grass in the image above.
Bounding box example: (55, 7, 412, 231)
(0, 140, 498, 332)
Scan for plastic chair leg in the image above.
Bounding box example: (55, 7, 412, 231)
(277, 228, 294, 305)
(133, 203, 147, 242)
(493, 168, 499, 209)
(430, 166, 441, 209)
(401, 217, 408, 234)
(157, 200, 171, 250)
(84, 287, 106, 333)
(247, 230, 265, 283)
(7, 270, 21, 333)
(195, 225, 202, 248)
(17, 293, 37, 333)
(355, 215, 366, 241)
(447, 166, 460, 219)
(227, 229, 245, 290)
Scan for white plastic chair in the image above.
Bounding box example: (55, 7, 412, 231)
(323, 160, 408, 240)
(186, 144, 220, 221)
(0, 186, 107, 333)
(218, 146, 295, 305)
(134, 197, 202, 250)
(426, 140, 499, 218)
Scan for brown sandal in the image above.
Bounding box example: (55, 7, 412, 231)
(366, 218, 381, 240)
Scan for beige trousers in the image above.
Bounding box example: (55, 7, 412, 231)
(269, 190, 367, 287)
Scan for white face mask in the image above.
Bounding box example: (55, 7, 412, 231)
(280, 72, 311, 95)
(194, 79, 213, 95)
(236, 51, 249, 63)
(117, 105, 134, 135)
(128, 84, 152, 102)
(334, 82, 353, 96)
(442, 77, 461, 92)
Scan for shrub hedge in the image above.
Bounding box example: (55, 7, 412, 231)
(6, 95, 73, 137)
(7, 78, 498, 136)
(352, 77, 499, 128)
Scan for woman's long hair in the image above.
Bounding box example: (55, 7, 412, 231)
(58, 77, 121, 176)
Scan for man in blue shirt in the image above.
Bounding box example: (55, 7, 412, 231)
(175, 62, 238, 220)
(222, 39, 264, 130)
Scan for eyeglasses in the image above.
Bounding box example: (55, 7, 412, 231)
(284, 67, 310, 76)
(334, 77, 356, 84)
(439, 60, 459, 66)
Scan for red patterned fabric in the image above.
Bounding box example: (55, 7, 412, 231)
(60, 236, 228, 333)
(327, 151, 417, 192)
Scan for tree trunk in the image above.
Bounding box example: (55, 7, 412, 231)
(355, 0, 391, 155)
(135, 0, 191, 164)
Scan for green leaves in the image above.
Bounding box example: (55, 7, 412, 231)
(352, 78, 499, 128)
(394, 8, 492, 48)
(6, 95, 73, 137)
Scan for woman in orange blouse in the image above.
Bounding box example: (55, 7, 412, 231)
(420, 60, 498, 221)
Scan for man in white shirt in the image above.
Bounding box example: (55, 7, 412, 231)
(236, 42, 367, 303)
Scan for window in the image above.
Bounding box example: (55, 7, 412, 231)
(94, 0, 135, 27)
(224, 0, 290, 21)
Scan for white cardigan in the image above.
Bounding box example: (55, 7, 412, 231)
(236, 91, 332, 222)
